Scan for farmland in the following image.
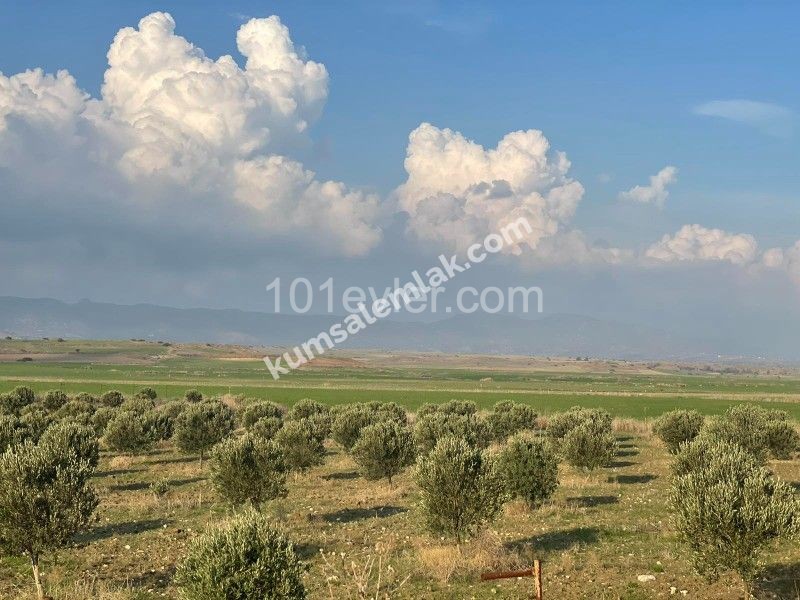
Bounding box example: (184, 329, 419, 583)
(0, 339, 799, 599)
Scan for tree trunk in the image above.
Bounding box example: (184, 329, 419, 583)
(30, 556, 44, 600)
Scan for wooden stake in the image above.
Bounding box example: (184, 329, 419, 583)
(533, 559, 542, 600)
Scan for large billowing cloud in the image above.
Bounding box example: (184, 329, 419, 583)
(395, 123, 584, 254)
(619, 166, 677, 207)
(0, 12, 381, 257)
(645, 224, 758, 266)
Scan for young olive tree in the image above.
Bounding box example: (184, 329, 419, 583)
(415, 436, 506, 543)
(497, 433, 559, 509)
(487, 400, 538, 442)
(210, 433, 288, 508)
(0, 440, 99, 599)
(100, 390, 125, 408)
(103, 411, 154, 455)
(652, 410, 705, 454)
(413, 412, 490, 455)
(274, 418, 326, 473)
(174, 401, 236, 466)
(350, 421, 415, 485)
(175, 509, 306, 600)
(546, 406, 612, 440)
(38, 420, 100, 469)
(671, 437, 800, 596)
(240, 401, 285, 428)
(561, 422, 617, 470)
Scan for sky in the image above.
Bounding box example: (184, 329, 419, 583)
(0, 1, 798, 354)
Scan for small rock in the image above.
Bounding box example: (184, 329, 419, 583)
(637, 574, 656, 583)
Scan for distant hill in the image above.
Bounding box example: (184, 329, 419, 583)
(0, 295, 734, 361)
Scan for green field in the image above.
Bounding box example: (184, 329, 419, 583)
(1, 339, 800, 419)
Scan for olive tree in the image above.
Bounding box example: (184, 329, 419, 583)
(546, 406, 612, 439)
(561, 422, 617, 470)
(496, 433, 559, 509)
(102, 411, 154, 455)
(351, 421, 415, 485)
(671, 437, 800, 596)
(274, 418, 326, 473)
(487, 401, 538, 442)
(413, 412, 490, 455)
(415, 436, 506, 542)
(0, 440, 99, 599)
(42, 390, 68, 412)
(702, 404, 797, 462)
(1, 386, 36, 415)
(184, 389, 204, 403)
(240, 401, 285, 428)
(39, 420, 99, 469)
(100, 390, 125, 408)
(652, 410, 705, 454)
(174, 401, 235, 466)
(175, 509, 306, 599)
(0, 414, 28, 453)
(210, 433, 288, 508)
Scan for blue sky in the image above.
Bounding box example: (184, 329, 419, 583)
(0, 1, 798, 355)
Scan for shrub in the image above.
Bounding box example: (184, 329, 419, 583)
(487, 401, 538, 441)
(418, 400, 477, 418)
(174, 401, 236, 465)
(175, 509, 306, 600)
(90, 407, 117, 436)
(765, 420, 800, 459)
(497, 433, 559, 509)
(561, 422, 616, 470)
(161, 399, 189, 420)
(652, 410, 705, 453)
(143, 410, 175, 441)
(547, 407, 612, 439)
(73, 392, 96, 405)
(274, 418, 325, 473)
(413, 412, 490, 455)
(250, 416, 283, 440)
(287, 399, 330, 422)
(119, 396, 156, 414)
(701, 405, 792, 462)
(1, 386, 36, 415)
(136, 387, 158, 401)
(240, 401, 285, 428)
(671, 437, 800, 594)
(53, 399, 95, 423)
(331, 405, 379, 451)
(42, 390, 68, 412)
(19, 408, 52, 441)
(184, 389, 204, 403)
(150, 477, 170, 499)
(102, 411, 154, 455)
(351, 421, 415, 484)
(0, 440, 98, 599)
(100, 390, 125, 408)
(210, 433, 288, 508)
(0, 415, 28, 453)
(38, 420, 100, 469)
(415, 436, 506, 542)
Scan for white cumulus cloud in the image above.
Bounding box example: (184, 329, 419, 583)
(0, 12, 381, 257)
(396, 123, 584, 254)
(619, 166, 677, 207)
(645, 224, 758, 266)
